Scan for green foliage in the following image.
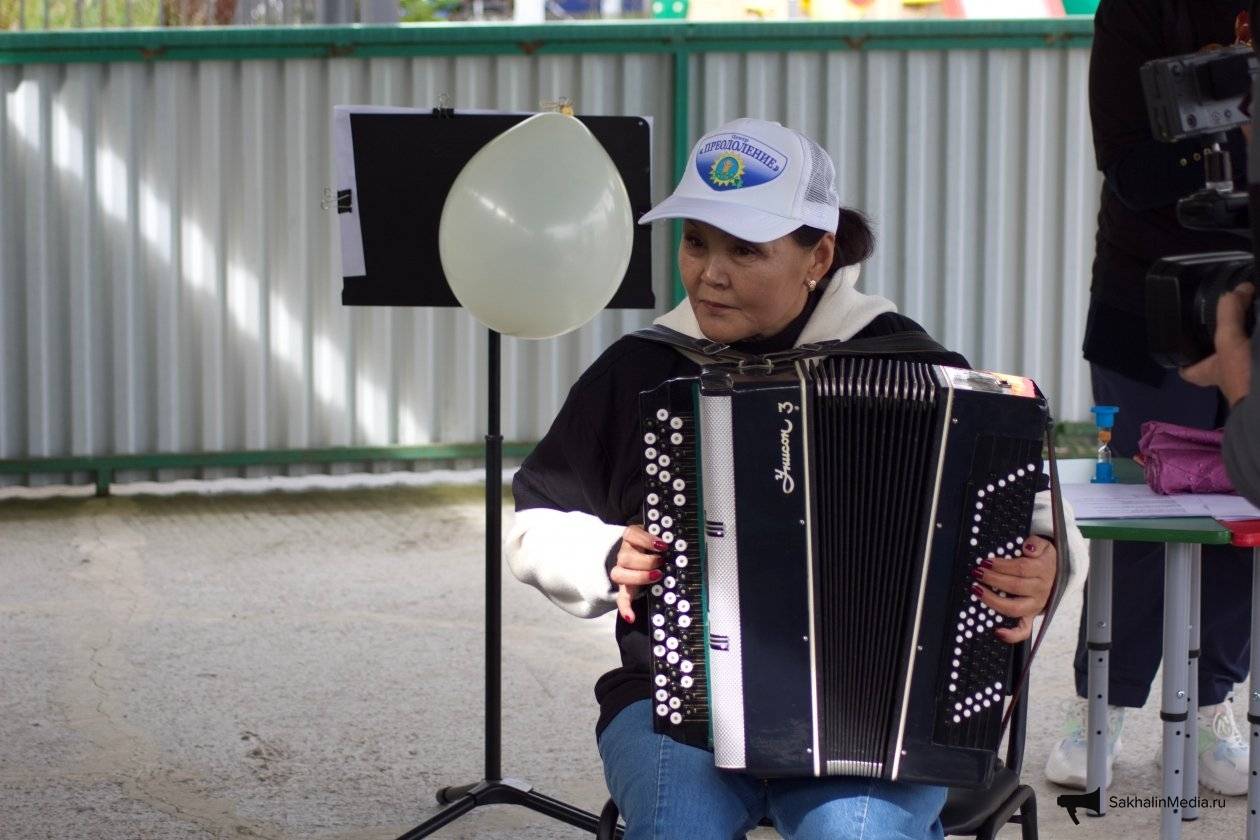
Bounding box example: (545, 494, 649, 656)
(399, 0, 459, 21)
(0, 0, 161, 29)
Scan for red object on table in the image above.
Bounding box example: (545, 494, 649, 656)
(1221, 519, 1260, 547)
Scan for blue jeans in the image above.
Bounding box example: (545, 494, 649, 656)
(598, 700, 947, 840)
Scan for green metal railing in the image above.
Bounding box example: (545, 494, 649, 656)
(0, 18, 1096, 491)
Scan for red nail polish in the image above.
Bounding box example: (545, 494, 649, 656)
(970, 567, 985, 580)
(652, 540, 668, 551)
(971, 583, 985, 598)
(649, 570, 663, 582)
(979, 558, 995, 569)
(621, 611, 632, 622)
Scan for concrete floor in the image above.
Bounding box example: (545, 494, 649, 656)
(0, 473, 1253, 839)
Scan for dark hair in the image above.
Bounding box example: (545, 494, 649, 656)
(790, 208, 875, 280)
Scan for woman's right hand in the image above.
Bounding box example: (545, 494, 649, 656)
(611, 524, 667, 623)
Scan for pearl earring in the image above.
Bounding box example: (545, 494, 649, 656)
(806, 278, 818, 292)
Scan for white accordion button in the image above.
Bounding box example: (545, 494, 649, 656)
(674, 539, 688, 551)
(670, 711, 683, 725)
(659, 470, 672, 483)
(656, 689, 668, 702)
(648, 524, 661, 536)
(653, 585, 665, 597)
(653, 645, 666, 657)
(677, 600, 690, 613)
(678, 615, 691, 628)
(664, 576, 676, 589)
(671, 432, 683, 445)
(657, 704, 669, 717)
(646, 464, 658, 476)
(680, 675, 694, 689)
(653, 629, 665, 641)
(680, 660, 693, 673)
(666, 651, 679, 665)
(645, 447, 658, 460)
(672, 479, 685, 491)
(655, 674, 667, 687)
(652, 613, 665, 627)
(656, 409, 669, 421)
(647, 493, 659, 505)
(658, 454, 671, 467)
(666, 637, 679, 650)
(644, 432, 657, 445)
(675, 555, 688, 567)
(648, 509, 660, 522)
(670, 417, 683, 429)
(661, 516, 674, 528)
(668, 696, 681, 710)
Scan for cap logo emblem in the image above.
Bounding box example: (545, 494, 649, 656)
(694, 132, 786, 192)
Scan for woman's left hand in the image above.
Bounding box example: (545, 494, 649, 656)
(972, 535, 1057, 644)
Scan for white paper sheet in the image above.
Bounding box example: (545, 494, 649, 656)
(1061, 481, 1260, 520)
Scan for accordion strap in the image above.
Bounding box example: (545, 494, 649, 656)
(629, 324, 952, 369)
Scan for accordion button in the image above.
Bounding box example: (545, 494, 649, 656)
(673, 479, 685, 491)
(664, 576, 676, 589)
(661, 516, 674, 528)
(647, 493, 660, 505)
(668, 697, 682, 710)
(949, 683, 957, 692)
(656, 689, 668, 702)
(654, 629, 666, 641)
(648, 509, 660, 522)
(662, 531, 674, 543)
(644, 433, 657, 445)
(680, 660, 693, 673)
(675, 556, 688, 567)
(678, 615, 692, 628)
(657, 704, 669, 717)
(677, 600, 690, 613)
(996, 682, 1003, 690)
(646, 464, 658, 476)
(671, 433, 683, 445)
(670, 417, 683, 429)
(645, 447, 658, 460)
(666, 637, 679, 650)
(670, 712, 683, 725)
(652, 614, 666, 627)
(675, 540, 688, 551)
(666, 651, 680, 665)
(657, 409, 670, 422)
(648, 524, 661, 535)
(653, 645, 666, 657)
(953, 715, 962, 724)
(660, 470, 672, 483)
(655, 674, 668, 687)
(663, 591, 676, 604)
(681, 675, 694, 689)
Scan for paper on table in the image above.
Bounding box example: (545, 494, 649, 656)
(1061, 482, 1260, 520)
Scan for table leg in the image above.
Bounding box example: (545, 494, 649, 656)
(1086, 538, 1113, 815)
(1183, 551, 1201, 821)
(1248, 547, 1260, 840)
(1161, 543, 1194, 840)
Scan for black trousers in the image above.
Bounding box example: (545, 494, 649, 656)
(1072, 364, 1253, 707)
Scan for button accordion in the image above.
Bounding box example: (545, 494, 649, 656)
(638, 356, 1047, 788)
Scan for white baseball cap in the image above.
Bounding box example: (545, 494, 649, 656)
(638, 117, 841, 243)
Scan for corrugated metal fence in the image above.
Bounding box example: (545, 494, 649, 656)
(0, 21, 1100, 487)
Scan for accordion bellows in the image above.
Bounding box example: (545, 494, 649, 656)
(639, 356, 1047, 788)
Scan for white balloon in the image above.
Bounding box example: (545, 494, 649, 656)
(438, 112, 634, 339)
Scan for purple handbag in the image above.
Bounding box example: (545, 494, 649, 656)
(1138, 421, 1235, 495)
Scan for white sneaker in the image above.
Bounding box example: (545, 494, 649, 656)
(1044, 697, 1125, 789)
(1197, 693, 1249, 796)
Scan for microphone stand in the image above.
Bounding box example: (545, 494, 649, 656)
(394, 330, 602, 839)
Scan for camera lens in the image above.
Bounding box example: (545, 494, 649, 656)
(1196, 261, 1256, 349)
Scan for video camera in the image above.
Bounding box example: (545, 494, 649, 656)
(1140, 44, 1257, 368)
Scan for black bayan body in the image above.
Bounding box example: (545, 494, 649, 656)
(637, 357, 1048, 788)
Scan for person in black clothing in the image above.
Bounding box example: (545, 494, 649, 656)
(1043, 0, 1254, 795)
(507, 117, 1069, 839)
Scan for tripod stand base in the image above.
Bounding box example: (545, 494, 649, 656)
(394, 778, 602, 839)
